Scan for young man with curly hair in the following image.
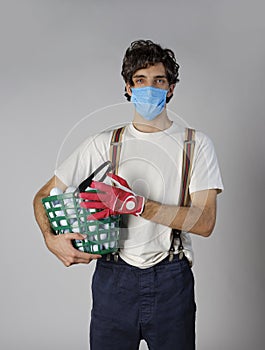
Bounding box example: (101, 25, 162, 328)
(34, 40, 223, 350)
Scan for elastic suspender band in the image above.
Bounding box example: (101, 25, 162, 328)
(179, 128, 196, 207)
(109, 126, 125, 261)
(110, 127, 125, 175)
(169, 128, 195, 262)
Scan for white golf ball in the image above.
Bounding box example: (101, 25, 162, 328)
(52, 221, 58, 228)
(60, 219, 68, 227)
(45, 202, 51, 209)
(71, 221, 80, 233)
(103, 243, 109, 250)
(50, 187, 63, 196)
(53, 204, 64, 218)
(64, 198, 72, 206)
(110, 230, 116, 238)
(65, 186, 77, 193)
(100, 233, 107, 240)
(72, 219, 78, 226)
(66, 206, 76, 216)
(89, 225, 97, 232)
(110, 241, 116, 248)
(93, 245, 102, 252)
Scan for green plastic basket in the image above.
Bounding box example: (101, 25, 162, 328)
(42, 190, 120, 254)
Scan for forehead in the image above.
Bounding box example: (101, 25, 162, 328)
(133, 62, 166, 77)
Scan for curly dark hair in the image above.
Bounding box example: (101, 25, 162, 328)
(121, 39, 180, 102)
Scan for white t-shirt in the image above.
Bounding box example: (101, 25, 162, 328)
(55, 122, 224, 268)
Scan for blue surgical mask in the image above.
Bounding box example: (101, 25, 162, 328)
(131, 86, 168, 121)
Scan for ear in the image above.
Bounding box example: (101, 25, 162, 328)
(126, 83, 132, 97)
(167, 84, 176, 98)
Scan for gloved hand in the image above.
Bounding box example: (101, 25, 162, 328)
(79, 173, 145, 220)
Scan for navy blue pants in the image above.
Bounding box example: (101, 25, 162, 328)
(90, 254, 196, 350)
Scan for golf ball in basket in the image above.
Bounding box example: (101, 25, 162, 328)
(89, 224, 96, 232)
(71, 221, 80, 233)
(50, 187, 63, 196)
(93, 234, 98, 241)
(49, 212, 55, 219)
(65, 205, 75, 216)
(100, 233, 107, 240)
(45, 202, 51, 209)
(89, 209, 96, 215)
(93, 245, 102, 252)
(110, 230, 116, 238)
(110, 241, 116, 248)
(60, 219, 68, 227)
(53, 204, 64, 217)
(65, 186, 77, 193)
(103, 242, 109, 250)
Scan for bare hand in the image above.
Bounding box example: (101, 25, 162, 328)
(45, 233, 102, 267)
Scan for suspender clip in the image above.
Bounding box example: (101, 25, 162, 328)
(168, 250, 174, 262)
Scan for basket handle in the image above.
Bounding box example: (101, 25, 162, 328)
(74, 161, 113, 196)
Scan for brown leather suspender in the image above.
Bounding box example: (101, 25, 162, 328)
(109, 127, 125, 175)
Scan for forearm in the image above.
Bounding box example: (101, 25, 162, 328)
(33, 191, 55, 243)
(33, 176, 68, 242)
(141, 199, 215, 237)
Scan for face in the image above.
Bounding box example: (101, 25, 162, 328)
(126, 62, 175, 99)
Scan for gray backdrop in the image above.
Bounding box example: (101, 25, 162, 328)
(1, 0, 264, 349)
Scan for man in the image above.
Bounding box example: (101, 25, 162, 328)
(33, 40, 223, 350)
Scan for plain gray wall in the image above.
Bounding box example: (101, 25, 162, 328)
(1, 0, 264, 349)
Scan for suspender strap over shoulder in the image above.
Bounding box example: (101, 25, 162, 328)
(170, 127, 196, 262)
(109, 126, 125, 261)
(179, 128, 196, 207)
(109, 126, 125, 175)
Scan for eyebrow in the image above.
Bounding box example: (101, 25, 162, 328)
(132, 74, 167, 79)
(154, 75, 167, 79)
(132, 74, 146, 78)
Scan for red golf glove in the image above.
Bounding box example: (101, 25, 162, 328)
(79, 173, 145, 220)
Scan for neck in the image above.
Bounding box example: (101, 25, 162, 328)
(132, 109, 173, 133)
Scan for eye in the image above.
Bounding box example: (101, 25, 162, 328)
(156, 79, 166, 85)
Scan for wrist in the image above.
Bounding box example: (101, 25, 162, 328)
(135, 195, 145, 216)
(139, 199, 160, 220)
(44, 230, 56, 244)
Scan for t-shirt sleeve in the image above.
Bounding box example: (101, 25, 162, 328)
(54, 132, 111, 188)
(189, 132, 224, 194)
